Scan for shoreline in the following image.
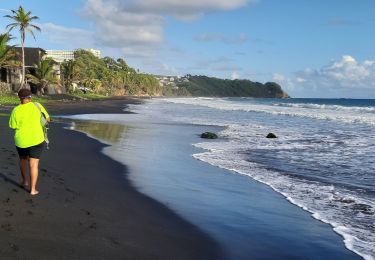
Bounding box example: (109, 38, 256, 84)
(0, 98, 223, 259)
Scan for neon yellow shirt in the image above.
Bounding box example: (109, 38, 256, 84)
(9, 102, 50, 148)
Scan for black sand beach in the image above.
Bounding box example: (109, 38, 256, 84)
(0, 98, 222, 259)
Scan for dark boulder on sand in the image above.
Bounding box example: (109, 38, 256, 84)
(201, 132, 218, 139)
(266, 133, 277, 138)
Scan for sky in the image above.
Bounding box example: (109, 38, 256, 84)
(0, 0, 374, 98)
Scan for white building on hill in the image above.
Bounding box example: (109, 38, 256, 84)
(45, 48, 101, 63)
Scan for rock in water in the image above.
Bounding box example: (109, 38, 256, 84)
(201, 132, 218, 139)
(266, 133, 277, 138)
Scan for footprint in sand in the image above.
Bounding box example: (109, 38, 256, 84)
(108, 237, 120, 247)
(24, 199, 34, 206)
(5, 210, 13, 217)
(53, 177, 65, 185)
(103, 237, 121, 247)
(64, 198, 74, 204)
(8, 242, 19, 252)
(66, 188, 80, 196)
(1, 223, 13, 232)
(81, 209, 93, 217)
(89, 222, 97, 230)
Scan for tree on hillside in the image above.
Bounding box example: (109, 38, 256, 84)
(0, 33, 18, 67)
(5, 6, 41, 88)
(70, 49, 161, 96)
(26, 58, 59, 95)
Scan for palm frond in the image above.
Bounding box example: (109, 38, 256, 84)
(30, 24, 41, 31)
(26, 74, 40, 85)
(29, 15, 40, 21)
(26, 28, 36, 40)
(5, 23, 18, 31)
(0, 33, 18, 67)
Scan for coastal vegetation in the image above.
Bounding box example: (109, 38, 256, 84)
(0, 33, 17, 67)
(0, 94, 48, 105)
(26, 58, 59, 95)
(168, 75, 289, 98)
(61, 50, 162, 96)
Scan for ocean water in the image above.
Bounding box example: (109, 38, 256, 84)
(128, 97, 375, 260)
(66, 97, 374, 259)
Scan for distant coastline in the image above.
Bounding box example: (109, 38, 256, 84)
(159, 75, 290, 98)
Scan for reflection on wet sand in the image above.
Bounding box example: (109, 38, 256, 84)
(65, 119, 127, 144)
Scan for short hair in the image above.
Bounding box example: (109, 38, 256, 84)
(18, 89, 32, 99)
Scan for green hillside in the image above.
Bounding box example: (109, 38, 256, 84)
(168, 76, 289, 98)
(62, 50, 162, 96)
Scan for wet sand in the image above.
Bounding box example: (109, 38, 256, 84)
(0, 98, 222, 259)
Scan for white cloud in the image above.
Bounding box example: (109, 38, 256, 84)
(231, 71, 239, 80)
(298, 55, 375, 88)
(273, 56, 375, 98)
(129, 0, 254, 20)
(272, 73, 296, 92)
(295, 77, 306, 83)
(40, 23, 94, 49)
(83, 0, 164, 48)
(82, 0, 255, 58)
(272, 73, 285, 81)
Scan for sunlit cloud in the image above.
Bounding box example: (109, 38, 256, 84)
(273, 56, 375, 97)
(82, 0, 256, 57)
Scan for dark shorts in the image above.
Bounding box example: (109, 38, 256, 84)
(16, 142, 46, 159)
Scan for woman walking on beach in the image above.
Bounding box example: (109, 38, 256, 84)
(9, 89, 50, 195)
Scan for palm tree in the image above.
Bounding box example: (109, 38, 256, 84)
(0, 33, 18, 67)
(61, 59, 78, 93)
(5, 6, 41, 88)
(26, 58, 59, 95)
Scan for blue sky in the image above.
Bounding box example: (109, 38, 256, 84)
(1, 0, 374, 98)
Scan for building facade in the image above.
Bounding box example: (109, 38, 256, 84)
(45, 48, 101, 63)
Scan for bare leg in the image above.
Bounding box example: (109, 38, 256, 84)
(19, 157, 29, 188)
(29, 158, 40, 195)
